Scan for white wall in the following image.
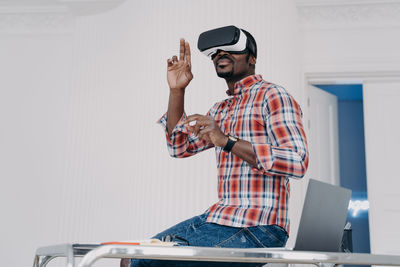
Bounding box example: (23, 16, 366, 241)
(6, 0, 400, 265)
(0, 0, 304, 266)
(363, 80, 400, 256)
(297, 0, 400, 256)
(298, 0, 400, 75)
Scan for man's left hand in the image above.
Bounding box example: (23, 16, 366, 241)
(185, 114, 228, 148)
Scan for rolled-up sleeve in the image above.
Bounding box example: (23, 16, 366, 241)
(251, 87, 309, 178)
(157, 112, 214, 158)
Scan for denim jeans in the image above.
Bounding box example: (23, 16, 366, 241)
(130, 212, 288, 267)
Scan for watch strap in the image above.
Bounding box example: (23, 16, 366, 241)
(223, 135, 238, 152)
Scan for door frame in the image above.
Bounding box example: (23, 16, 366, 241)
(302, 70, 400, 172)
(304, 70, 400, 84)
(302, 69, 400, 191)
(302, 70, 400, 254)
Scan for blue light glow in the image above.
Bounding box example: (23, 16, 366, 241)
(348, 199, 369, 217)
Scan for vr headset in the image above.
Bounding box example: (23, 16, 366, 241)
(197, 25, 256, 59)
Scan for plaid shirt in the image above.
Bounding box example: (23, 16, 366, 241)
(158, 75, 308, 233)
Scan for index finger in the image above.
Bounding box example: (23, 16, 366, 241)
(179, 38, 185, 61)
(185, 41, 191, 66)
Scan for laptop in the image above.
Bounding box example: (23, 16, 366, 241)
(270, 179, 352, 252)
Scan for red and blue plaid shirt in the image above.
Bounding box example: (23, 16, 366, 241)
(158, 75, 308, 233)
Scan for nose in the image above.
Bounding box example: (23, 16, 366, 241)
(212, 49, 230, 60)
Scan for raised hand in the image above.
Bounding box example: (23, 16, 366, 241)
(167, 39, 193, 92)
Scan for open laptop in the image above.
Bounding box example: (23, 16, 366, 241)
(270, 179, 352, 252)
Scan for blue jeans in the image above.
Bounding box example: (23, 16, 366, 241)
(130, 212, 288, 267)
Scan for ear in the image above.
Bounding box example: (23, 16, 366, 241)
(249, 55, 256, 66)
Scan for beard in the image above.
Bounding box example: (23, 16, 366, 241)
(216, 69, 234, 78)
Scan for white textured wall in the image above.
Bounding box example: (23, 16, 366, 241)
(297, 0, 400, 257)
(298, 1, 400, 75)
(0, 1, 303, 266)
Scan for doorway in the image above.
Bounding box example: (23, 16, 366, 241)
(313, 84, 370, 257)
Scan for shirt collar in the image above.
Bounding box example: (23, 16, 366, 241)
(230, 74, 263, 96)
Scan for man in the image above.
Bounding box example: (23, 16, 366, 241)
(122, 26, 308, 267)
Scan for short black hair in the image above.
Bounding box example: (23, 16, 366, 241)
(241, 29, 257, 59)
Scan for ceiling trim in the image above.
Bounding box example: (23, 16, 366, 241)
(296, 0, 400, 7)
(297, 1, 400, 29)
(0, 0, 126, 15)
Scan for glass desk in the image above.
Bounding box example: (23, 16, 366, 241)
(33, 243, 400, 267)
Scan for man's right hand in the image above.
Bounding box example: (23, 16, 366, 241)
(167, 38, 193, 92)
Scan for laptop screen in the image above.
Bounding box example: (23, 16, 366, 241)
(294, 179, 351, 252)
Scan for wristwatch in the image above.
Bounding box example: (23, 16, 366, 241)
(223, 134, 238, 152)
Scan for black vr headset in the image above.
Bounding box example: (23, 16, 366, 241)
(197, 25, 257, 59)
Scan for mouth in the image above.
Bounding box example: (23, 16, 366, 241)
(216, 56, 234, 67)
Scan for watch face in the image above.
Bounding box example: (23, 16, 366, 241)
(229, 135, 238, 142)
